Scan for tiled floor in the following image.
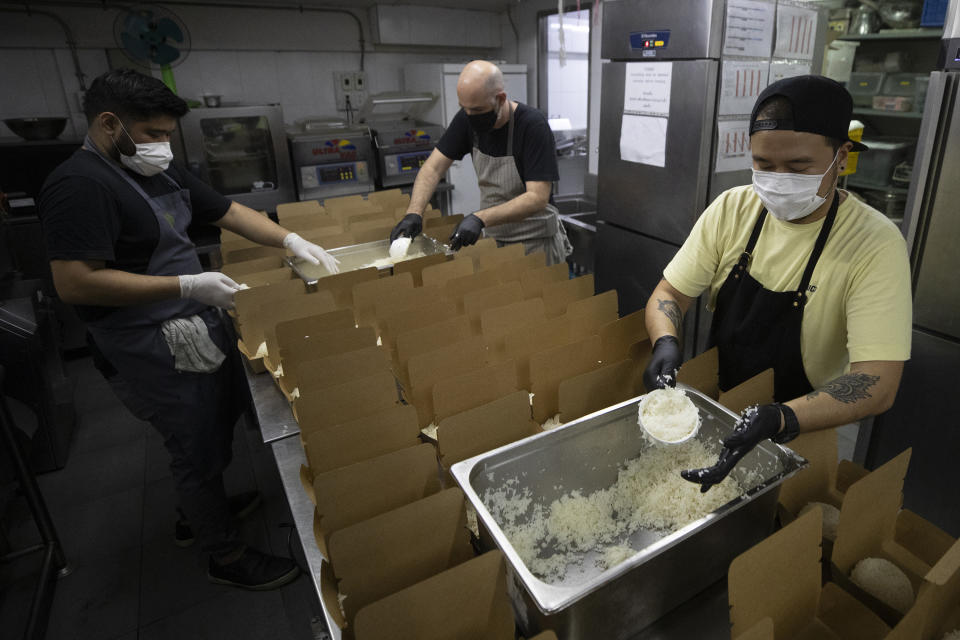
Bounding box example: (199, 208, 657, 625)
(0, 356, 326, 640)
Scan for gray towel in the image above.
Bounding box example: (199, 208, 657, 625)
(160, 315, 226, 373)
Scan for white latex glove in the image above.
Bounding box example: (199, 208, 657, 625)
(179, 272, 242, 310)
(283, 232, 340, 273)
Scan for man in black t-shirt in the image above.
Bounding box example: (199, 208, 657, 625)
(390, 60, 572, 265)
(39, 70, 337, 591)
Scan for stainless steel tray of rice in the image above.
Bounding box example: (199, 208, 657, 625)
(287, 233, 449, 284)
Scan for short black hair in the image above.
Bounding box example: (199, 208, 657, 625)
(754, 95, 842, 152)
(83, 69, 188, 124)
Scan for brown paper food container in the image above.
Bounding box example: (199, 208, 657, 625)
(441, 269, 501, 312)
(407, 336, 489, 428)
(366, 188, 408, 208)
(474, 242, 526, 270)
(276, 199, 323, 219)
(323, 194, 368, 214)
(393, 253, 448, 287)
(373, 285, 444, 344)
(352, 271, 415, 328)
(500, 316, 582, 388)
(261, 290, 339, 364)
(558, 359, 641, 424)
(283, 216, 341, 235)
(530, 335, 602, 423)
(311, 443, 442, 557)
(310, 231, 356, 251)
(729, 508, 891, 640)
(599, 308, 647, 364)
(462, 281, 525, 334)
(422, 222, 458, 245)
(436, 390, 539, 470)
(235, 338, 267, 373)
(676, 346, 720, 399)
(542, 274, 595, 317)
(275, 309, 362, 364)
(480, 297, 547, 354)
(295, 371, 400, 436)
(520, 263, 569, 299)
(221, 255, 286, 280)
(488, 252, 546, 284)
(718, 368, 774, 415)
(379, 299, 459, 355)
(291, 343, 390, 402)
(353, 550, 514, 640)
(420, 256, 475, 288)
(298, 224, 347, 242)
(394, 315, 472, 387)
(564, 289, 619, 333)
(425, 213, 464, 228)
(345, 211, 391, 227)
(236, 280, 313, 354)
(887, 538, 960, 640)
(235, 278, 308, 325)
(235, 267, 296, 290)
(830, 449, 932, 626)
(311, 267, 378, 309)
(432, 359, 519, 424)
(452, 237, 498, 259)
(327, 488, 474, 626)
(732, 618, 773, 640)
(223, 245, 287, 264)
(528, 633, 560, 640)
(303, 404, 420, 475)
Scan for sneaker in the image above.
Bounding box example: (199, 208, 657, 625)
(175, 491, 263, 547)
(207, 547, 300, 591)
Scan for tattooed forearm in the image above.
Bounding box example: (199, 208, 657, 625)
(656, 298, 683, 334)
(806, 372, 881, 405)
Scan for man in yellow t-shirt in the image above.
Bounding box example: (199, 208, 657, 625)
(643, 76, 912, 490)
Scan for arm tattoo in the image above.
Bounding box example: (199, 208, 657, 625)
(806, 372, 880, 404)
(656, 298, 683, 334)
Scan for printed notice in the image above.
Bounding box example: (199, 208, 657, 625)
(719, 60, 770, 116)
(769, 60, 812, 83)
(623, 62, 673, 116)
(716, 120, 752, 173)
(620, 114, 667, 168)
(723, 0, 775, 58)
(774, 4, 818, 60)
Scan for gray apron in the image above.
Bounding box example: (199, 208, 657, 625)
(82, 138, 242, 472)
(471, 104, 573, 266)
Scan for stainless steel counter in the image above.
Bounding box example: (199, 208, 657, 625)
(272, 436, 342, 640)
(244, 362, 300, 443)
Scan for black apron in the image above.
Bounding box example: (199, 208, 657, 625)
(82, 138, 242, 471)
(711, 191, 840, 403)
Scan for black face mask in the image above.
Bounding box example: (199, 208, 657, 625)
(466, 102, 500, 134)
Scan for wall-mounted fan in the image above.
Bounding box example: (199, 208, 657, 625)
(114, 5, 191, 94)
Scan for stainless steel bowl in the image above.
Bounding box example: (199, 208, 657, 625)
(4, 117, 68, 141)
(878, 0, 922, 28)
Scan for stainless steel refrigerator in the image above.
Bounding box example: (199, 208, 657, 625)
(595, 0, 825, 357)
(863, 1, 960, 536)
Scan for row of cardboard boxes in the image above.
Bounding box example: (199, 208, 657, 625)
(223, 211, 958, 638)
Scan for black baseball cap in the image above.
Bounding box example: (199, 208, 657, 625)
(749, 75, 868, 152)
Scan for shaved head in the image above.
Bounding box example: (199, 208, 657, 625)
(457, 60, 506, 113)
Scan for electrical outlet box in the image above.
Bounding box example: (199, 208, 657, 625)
(333, 71, 368, 112)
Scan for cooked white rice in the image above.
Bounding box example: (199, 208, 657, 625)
(638, 388, 700, 443)
(941, 630, 960, 640)
(541, 414, 563, 431)
(850, 557, 915, 614)
(799, 501, 841, 540)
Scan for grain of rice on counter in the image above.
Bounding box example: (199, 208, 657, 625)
(482, 440, 743, 582)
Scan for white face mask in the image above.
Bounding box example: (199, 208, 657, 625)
(752, 151, 839, 221)
(114, 120, 173, 177)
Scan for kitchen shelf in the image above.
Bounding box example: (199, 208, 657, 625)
(853, 107, 924, 119)
(838, 28, 943, 40)
(846, 180, 910, 195)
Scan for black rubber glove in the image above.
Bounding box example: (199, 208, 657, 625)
(642, 335, 682, 392)
(390, 213, 423, 242)
(448, 214, 485, 251)
(680, 403, 785, 493)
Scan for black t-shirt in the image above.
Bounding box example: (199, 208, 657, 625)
(38, 148, 231, 321)
(436, 102, 560, 185)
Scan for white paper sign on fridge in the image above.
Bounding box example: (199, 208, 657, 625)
(623, 62, 673, 116)
(774, 3, 818, 60)
(723, 0, 776, 58)
(620, 114, 668, 168)
(715, 120, 753, 173)
(719, 60, 770, 116)
(769, 60, 812, 83)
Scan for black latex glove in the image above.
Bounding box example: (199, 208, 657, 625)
(390, 213, 423, 242)
(681, 403, 785, 493)
(448, 213, 485, 251)
(642, 335, 682, 392)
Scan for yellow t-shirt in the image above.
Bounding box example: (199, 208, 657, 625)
(663, 185, 912, 388)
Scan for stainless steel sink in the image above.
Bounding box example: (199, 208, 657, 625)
(555, 198, 597, 275)
(554, 197, 596, 216)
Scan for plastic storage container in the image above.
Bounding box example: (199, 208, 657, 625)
(848, 72, 886, 106)
(852, 138, 916, 187)
(881, 73, 922, 96)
